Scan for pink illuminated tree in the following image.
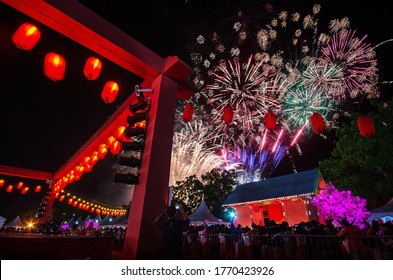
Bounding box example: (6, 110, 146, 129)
(311, 183, 370, 228)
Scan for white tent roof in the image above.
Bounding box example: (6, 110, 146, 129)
(98, 215, 112, 227)
(369, 197, 393, 221)
(189, 200, 230, 226)
(81, 215, 91, 227)
(0, 216, 6, 229)
(5, 216, 25, 228)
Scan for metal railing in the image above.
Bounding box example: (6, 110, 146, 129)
(182, 234, 393, 260)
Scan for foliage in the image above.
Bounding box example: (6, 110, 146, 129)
(171, 168, 237, 219)
(311, 183, 370, 228)
(319, 97, 393, 209)
(200, 168, 238, 219)
(171, 175, 204, 214)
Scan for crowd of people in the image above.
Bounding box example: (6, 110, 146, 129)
(153, 204, 393, 260)
(178, 219, 393, 260)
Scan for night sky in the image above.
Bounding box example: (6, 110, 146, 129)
(0, 0, 392, 223)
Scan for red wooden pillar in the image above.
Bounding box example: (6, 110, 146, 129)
(122, 75, 178, 259)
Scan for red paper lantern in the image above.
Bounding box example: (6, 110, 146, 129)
(21, 186, 29, 194)
(34, 185, 42, 193)
(358, 115, 375, 138)
(74, 165, 85, 176)
(114, 126, 126, 140)
(85, 163, 93, 173)
(83, 57, 102, 80)
(68, 198, 73, 205)
(0, 179, 5, 187)
(82, 156, 90, 166)
(59, 195, 65, 202)
(264, 111, 277, 130)
(101, 81, 119, 103)
(182, 103, 194, 122)
(223, 106, 234, 124)
(12, 23, 41, 50)
(44, 52, 66, 81)
(73, 201, 78, 207)
(17, 182, 24, 190)
(90, 152, 99, 165)
(6, 185, 13, 193)
(111, 140, 122, 154)
(106, 136, 116, 148)
(98, 144, 108, 159)
(311, 112, 325, 134)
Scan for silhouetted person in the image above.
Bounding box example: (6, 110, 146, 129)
(155, 204, 189, 259)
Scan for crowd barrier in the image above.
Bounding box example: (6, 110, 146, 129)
(182, 234, 393, 260)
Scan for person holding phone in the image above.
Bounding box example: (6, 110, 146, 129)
(155, 203, 190, 259)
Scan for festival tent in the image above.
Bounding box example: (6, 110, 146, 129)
(67, 217, 75, 227)
(368, 197, 393, 221)
(111, 215, 126, 226)
(81, 215, 91, 227)
(4, 216, 25, 228)
(94, 214, 102, 223)
(189, 200, 230, 226)
(0, 216, 6, 230)
(74, 216, 83, 227)
(98, 215, 113, 227)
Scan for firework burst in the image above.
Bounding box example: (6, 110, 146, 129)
(281, 83, 335, 131)
(321, 29, 379, 99)
(169, 120, 238, 186)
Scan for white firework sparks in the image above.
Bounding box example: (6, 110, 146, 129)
(169, 121, 233, 186)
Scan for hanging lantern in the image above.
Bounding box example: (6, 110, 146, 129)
(311, 112, 325, 134)
(17, 182, 24, 190)
(73, 201, 78, 207)
(97, 144, 108, 159)
(101, 81, 119, 103)
(182, 103, 194, 122)
(106, 136, 116, 148)
(85, 163, 93, 173)
(0, 179, 5, 187)
(12, 23, 41, 50)
(90, 151, 99, 165)
(358, 115, 375, 138)
(68, 198, 73, 205)
(21, 186, 29, 194)
(90, 207, 95, 212)
(83, 57, 102, 80)
(74, 165, 85, 176)
(59, 195, 65, 202)
(44, 52, 66, 81)
(82, 156, 90, 166)
(265, 111, 277, 130)
(223, 106, 234, 124)
(35, 185, 42, 193)
(111, 140, 122, 154)
(114, 126, 126, 140)
(6, 185, 14, 193)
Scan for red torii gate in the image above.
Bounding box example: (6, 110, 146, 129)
(0, 0, 192, 259)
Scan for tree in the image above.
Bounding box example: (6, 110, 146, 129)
(311, 183, 370, 228)
(171, 168, 237, 219)
(319, 97, 393, 209)
(201, 168, 237, 219)
(171, 175, 204, 214)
